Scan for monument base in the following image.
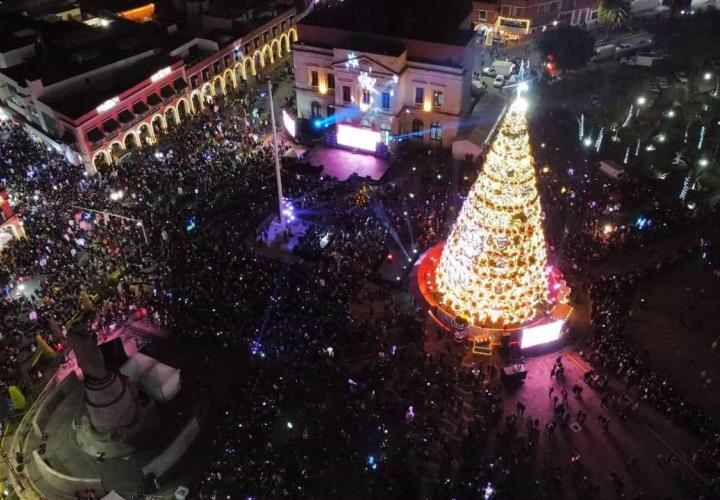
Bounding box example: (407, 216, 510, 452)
(76, 392, 160, 458)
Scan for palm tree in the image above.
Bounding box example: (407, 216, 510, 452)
(598, 0, 631, 40)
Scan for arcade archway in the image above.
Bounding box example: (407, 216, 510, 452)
(191, 91, 203, 112)
(124, 131, 139, 150)
(151, 114, 165, 136)
(165, 106, 178, 127)
(177, 98, 190, 119)
(271, 39, 282, 61)
(138, 122, 154, 145)
(93, 150, 110, 170)
(109, 141, 124, 160)
(212, 76, 225, 96)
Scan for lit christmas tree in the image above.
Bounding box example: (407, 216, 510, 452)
(433, 97, 550, 328)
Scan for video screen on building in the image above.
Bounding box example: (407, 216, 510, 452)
(337, 124, 380, 152)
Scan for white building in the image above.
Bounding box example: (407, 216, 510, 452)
(293, 5, 474, 151)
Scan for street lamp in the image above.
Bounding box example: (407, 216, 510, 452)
(699, 158, 709, 167)
(704, 72, 712, 81)
(267, 78, 285, 229)
(637, 96, 647, 106)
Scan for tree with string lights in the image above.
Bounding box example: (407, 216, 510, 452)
(433, 95, 551, 328)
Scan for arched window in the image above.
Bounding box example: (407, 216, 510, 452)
(430, 122, 442, 142)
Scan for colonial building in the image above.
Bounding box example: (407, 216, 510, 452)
(0, 5, 298, 172)
(292, 0, 474, 152)
(471, 0, 598, 44)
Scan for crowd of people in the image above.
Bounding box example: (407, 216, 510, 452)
(583, 241, 720, 498)
(1, 62, 720, 499)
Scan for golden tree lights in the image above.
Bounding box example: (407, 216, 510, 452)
(434, 98, 550, 328)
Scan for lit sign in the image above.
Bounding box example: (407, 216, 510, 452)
(96, 96, 119, 113)
(521, 320, 564, 349)
(497, 17, 531, 34)
(337, 124, 380, 152)
(282, 109, 296, 138)
(150, 66, 172, 82)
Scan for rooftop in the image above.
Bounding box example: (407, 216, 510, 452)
(1, 22, 164, 87)
(0, 14, 38, 53)
(41, 52, 178, 120)
(301, 0, 474, 46)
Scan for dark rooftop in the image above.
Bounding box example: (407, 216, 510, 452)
(0, 13, 38, 53)
(40, 52, 178, 120)
(1, 22, 163, 86)
(301, 0, 473, 46)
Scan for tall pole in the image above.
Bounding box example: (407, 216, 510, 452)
(267, 78, 285, 229)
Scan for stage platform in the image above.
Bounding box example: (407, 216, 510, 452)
(252, 214, 311, 263)
(303, 146, 390, 181)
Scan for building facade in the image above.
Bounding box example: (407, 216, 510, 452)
(293, 24, 473, 151)
(471, 0, 598, 44)
(0, 9, 299, 172)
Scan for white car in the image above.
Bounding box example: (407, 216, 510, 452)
(493, 75, 505, 88)
(482, 67, 497, 77)
(618, 42, 632, 50)
(675, 72, 689, 84)
(671, 154, 688, 168)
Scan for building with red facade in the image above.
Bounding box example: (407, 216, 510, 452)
(0, 5, 298, 172)
(471, 0, 598, 44)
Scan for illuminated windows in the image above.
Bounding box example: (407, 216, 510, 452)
(430, 122, 442, 141)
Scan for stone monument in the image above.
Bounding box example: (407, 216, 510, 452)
(67, 307, 157, 457)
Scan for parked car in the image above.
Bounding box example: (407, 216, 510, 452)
(671, 153, 688, 169)
(656, 77, 670, 90)
(598, 160, 625, 180)
(482, 67, 497, 77)
(493, 75, 505, 88)
(675, 71, 689, 83)
(647, 164, 669, 180)
(618, 42, 632, 50)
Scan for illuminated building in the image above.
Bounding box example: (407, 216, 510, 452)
(415, 95, 571, 349)
(292, 0, 474, 152)
(471, 0, 599, 45)
(0, 6, 298, 172)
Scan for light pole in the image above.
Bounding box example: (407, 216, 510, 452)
(267, 78, 285, 229)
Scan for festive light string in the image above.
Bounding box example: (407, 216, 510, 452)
(698, 125, 706, 150)
(622, 105, 634, 128)
(433, 98, 550, 328)
(594, 127, 604, 153)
